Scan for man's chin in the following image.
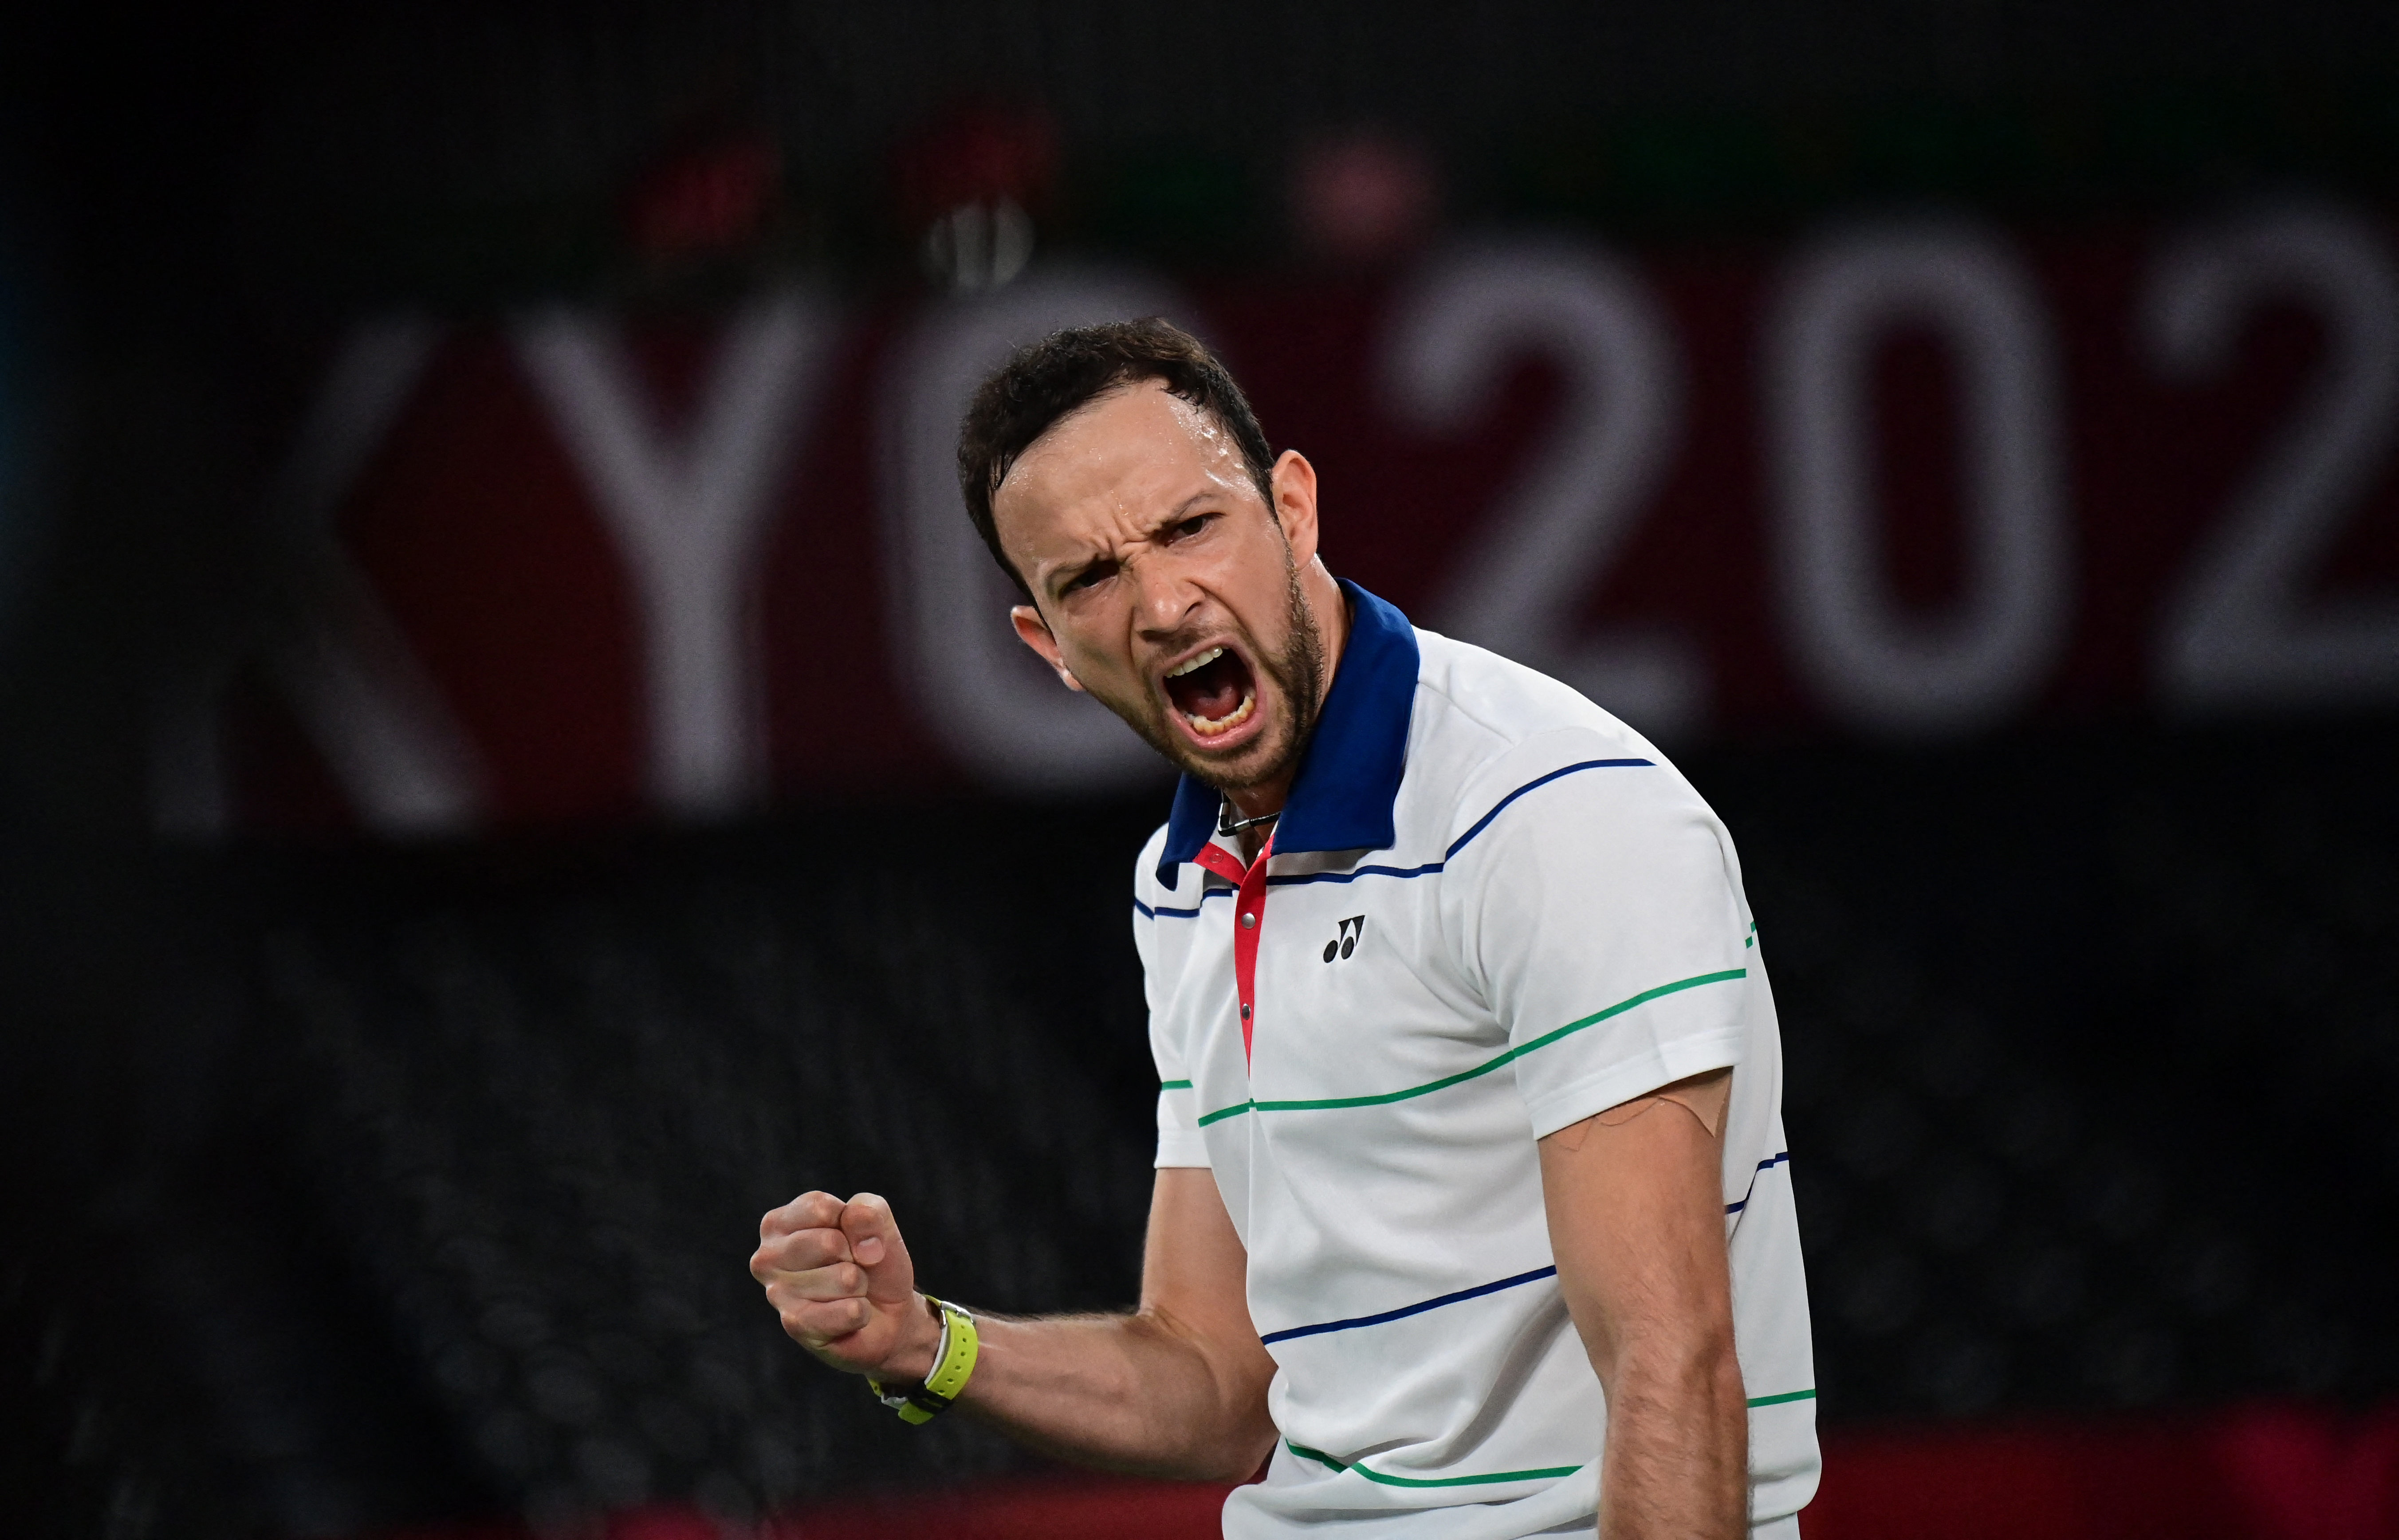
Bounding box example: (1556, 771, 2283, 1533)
(1172, 726, 1300, 795)
(1084, 677, 1304, 796)
(1136, 708, 1293, 794)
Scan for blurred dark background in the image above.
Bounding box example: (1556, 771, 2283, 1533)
(0, 3, 2395, 1536)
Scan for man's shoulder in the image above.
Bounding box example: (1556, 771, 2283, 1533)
(1405, 628, 1668, 806)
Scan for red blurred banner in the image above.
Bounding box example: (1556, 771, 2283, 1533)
(385, 1399, 2399, 1540)
(167, 201, 2399, 838)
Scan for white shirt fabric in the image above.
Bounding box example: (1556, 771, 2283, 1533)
(1132, 582, 1817, 1539)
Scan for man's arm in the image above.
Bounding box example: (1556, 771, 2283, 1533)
(750, 1167, 1277, 1481)
(1539, 1068, 1747, 1540)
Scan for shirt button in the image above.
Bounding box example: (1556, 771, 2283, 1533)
(1241, 1004, 1252, 1018)
(1240, 912, 1257, 929)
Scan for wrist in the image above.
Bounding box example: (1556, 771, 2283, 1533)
(875, 1293, 943, 1383)
(865, 1295, 981, 1426)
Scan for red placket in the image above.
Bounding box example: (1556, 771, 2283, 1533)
(1190, 829, 1275, 1065)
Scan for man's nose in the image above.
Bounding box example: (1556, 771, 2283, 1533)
(1127, 552, 1203, 636)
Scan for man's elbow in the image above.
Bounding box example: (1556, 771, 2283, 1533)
(1131, 1306, 1279, 1482)
(1188, 1422, 1277, 1484)
(1128, 1410, 1272, 1484)
(1183, 1378, 1279, 1482)
(1606, 1319, 1744, 1408)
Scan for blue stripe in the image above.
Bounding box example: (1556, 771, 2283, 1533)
(1725, 1151, 1790, 1215)
(1266, 860, 1446, 888)
(1258, 1265, 1558, 1346)
(1139, 888, 1231, 921)
(1141, 758, 1652, 918)
(1445, 759, 1655, 860)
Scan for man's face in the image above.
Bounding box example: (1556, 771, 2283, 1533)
(993, 381, 1326, 793)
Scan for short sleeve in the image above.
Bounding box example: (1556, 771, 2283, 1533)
(1153, 1080, 1211, 1168)
(1134, 831, 1212, 1169)
(1148, 970, 1210, 1168)
(1441, 734, 1751, 1139)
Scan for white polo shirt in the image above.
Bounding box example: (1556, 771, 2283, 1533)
(1133, 582, 1817, 1539)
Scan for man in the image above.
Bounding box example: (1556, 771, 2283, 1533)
(751, 319, 1816, 1538)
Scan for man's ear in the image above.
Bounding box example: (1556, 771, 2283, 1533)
(1011, 605, 1085, 692)
(1270, 449, 1321, 567)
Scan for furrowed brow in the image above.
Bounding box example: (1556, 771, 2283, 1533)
(1144, 491, 1217, 537)
(1043, 551, 1105, 599)
(1040, 490, 1225, 599)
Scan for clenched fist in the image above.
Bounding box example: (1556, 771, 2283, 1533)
(751, 1191, 941, 1382)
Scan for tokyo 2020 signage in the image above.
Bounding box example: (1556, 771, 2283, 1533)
(160, 201, 2399, 836)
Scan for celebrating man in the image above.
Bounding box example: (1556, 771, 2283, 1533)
(751, 319, 1816, 1538)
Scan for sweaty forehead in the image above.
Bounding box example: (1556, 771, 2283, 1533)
(993, 381, 1258, 549)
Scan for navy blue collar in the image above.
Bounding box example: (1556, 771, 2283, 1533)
(1157, 579, 1419, 884)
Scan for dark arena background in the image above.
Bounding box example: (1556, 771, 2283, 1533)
(2, 3, 2397, 1536)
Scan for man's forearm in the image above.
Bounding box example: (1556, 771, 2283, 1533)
(1595, 1344, 1748, 1539)
(755, 1174, 1275, 1481)
(940, 1306, 1276, 1481)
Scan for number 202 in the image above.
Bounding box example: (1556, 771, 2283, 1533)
(1380, 201, 2399, 738)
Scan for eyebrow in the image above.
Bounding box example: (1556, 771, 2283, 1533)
(1041, 490, 1225, 597)
(1160, 491, 1211, 524)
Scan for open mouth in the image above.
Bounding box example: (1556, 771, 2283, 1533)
(1162, 644, 1258, 740)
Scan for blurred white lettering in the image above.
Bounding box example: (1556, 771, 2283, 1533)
(516, 290, 836, 817)
(1766, 223, 2070, 736)
(153, 317, 488, 840)
(1384, 240, 1697, 737)
(2145, 203, 2399, 711)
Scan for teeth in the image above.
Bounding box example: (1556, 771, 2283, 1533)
(1186, 691, 1255, 737)
(1166, 646, 1225, 679)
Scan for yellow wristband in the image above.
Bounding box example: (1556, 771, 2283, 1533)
(866, 1296, 979, 1425)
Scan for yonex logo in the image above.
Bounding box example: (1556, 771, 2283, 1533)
(1323, 915, 1365, 962)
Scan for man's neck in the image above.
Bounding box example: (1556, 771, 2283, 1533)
(1223, 563, 1350, 860)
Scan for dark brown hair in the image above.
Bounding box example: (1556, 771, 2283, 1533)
(956, 317, 1277, 601)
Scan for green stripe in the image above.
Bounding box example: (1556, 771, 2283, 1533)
(1285, 1440, 1579, 1488)
(1196, 969, 1747, 1126)
(1746, 1388, 1816, 1408)
(1159, 1079, 1192, 1091)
